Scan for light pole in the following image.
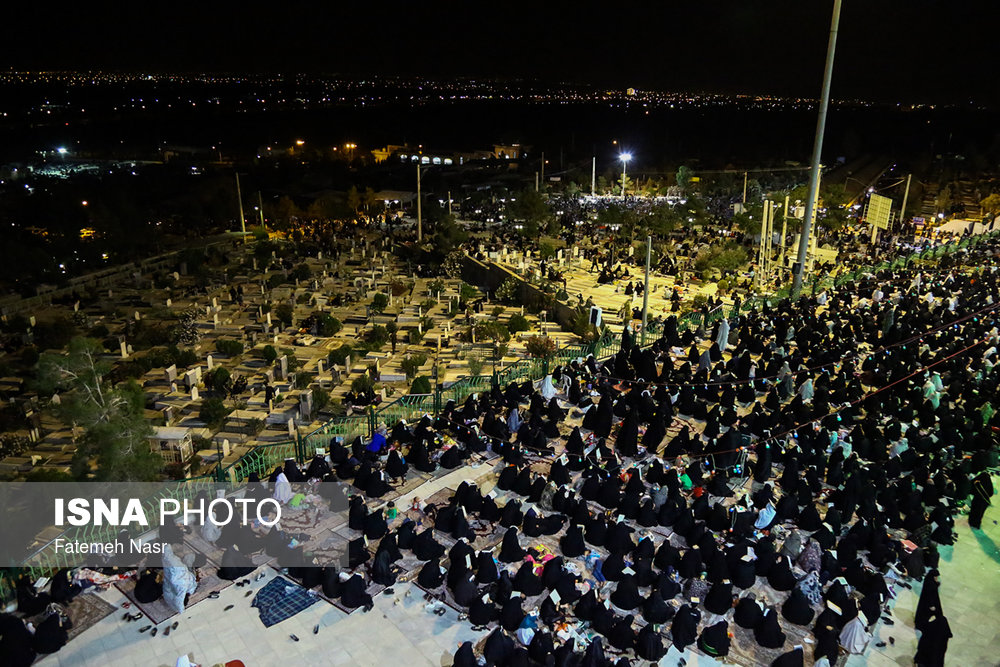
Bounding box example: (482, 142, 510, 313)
(620, 152, 632, 198)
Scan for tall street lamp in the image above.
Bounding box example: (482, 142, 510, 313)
(620, 152, 632, 197)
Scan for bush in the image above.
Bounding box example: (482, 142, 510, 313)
(251, 227, 268, 241)
(410, 375, 432, 394)
(366, 325, 389, 345)
(389, 278, 412, 296)
(467, 356, 485, 376)
(267, 273, 286, 288)
(716, 278, 730, 294)
(420, 298, 437, 312)
(262, 344, 278, 364)
(215, 338, 244, 357)
(460, 282, 478, 302)
(312, 387, 331, 413)
(205, 367, 232, 395)
(400, 353, 428, 380)
(525, 335, 557, 358)
(370, 292, 389, 315)
(316, 313, 342, 337)
(539, 241, 557, 260)
(328, 345, 352, 365)
(296, 293, 311, 305)
(274, 304, 294, 327)
(491, 306, 505, 319)
(291, 263, 312, 281)
(408, 328, 424, 344)
(427, 279, 446, 295)
(351, 374, 375, 393)
(507, 313, 530, 334)
(199, 397, 231, 430)
(294, 372, 313, 389)
(495, 278, 520, 304)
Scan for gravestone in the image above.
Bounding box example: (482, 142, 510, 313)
(73, 301, 79, 312)
(287, 417, 296, 437)
(206, 355, 213, 371)
(278, 355, 288, 380)
(165, 365, 178, 383)
(120, 340, 129, 359)
(191, 386, 199, 402)
(166, 298, 172, 307)
(163, 406, 174, 425)
(300, 389, 313, 420)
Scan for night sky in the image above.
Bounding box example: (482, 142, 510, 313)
(5, 1, 995, 104)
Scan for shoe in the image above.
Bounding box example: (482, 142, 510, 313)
(164, 626, 171, 637)
(290, 634, 300, 642)
(383, 587, 395, 595)
(224, 605, 234, 611)
(151, 627, 158, 637)
(882, 617, 895, 626)
(132, 613, 143, 621)
(122, 613, 132, 622)
(245, 590, 253, 597)
(889, 637, 895, 645)
(875, 641, 886, 648)
(436, 608, 446, 616)
(313, 624, 320, 634)
(364, 602, 375, 612)
(208, 592, 221, 599)
(172, 622, 179, 631)
(139, 625, 151, 633)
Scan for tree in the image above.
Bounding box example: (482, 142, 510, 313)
(676, 165, 694, 192)
(199, 397, 231, 430)
(525, 335, 557, 358)
(36, 338, 161, 481)
(935, 185, 953, 215)
(262, 344, 278, 364)
(508, 189, 552, 235)
(400, 353, 428, 380)
(733, 212, 762, 235)
(274, 303, 294, 327)
(347, 186, 362, 213)
(370, 292, 389, 315)
(410, 375, 432, 394)
(507, 313, 530, 334)
(980, 193, 1000, 218)
(205, 367, 232, 396)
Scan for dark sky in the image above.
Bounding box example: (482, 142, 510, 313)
(5, 1, 995, 104)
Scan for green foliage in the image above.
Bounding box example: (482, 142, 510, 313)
(389, 278, 412, 296)
(370, 292, 389, 315)
(351, 373, 375, 393)
(251, 227, 268, 241)
(495, 278, 520, 304)
(400, 353, 428, 380)
(507, 313, 530, 334)
(410, 375, 432, 394)
(508, 189, 552, 234)
(538, 241, 557, 261)
(316, 313, 342, 337)
(408, 328, 424, 344)
(205, 367, 232, 396)
(215, 338, 244, 357)
(267, 273, 286, 288)
(261, 344, 278, 364)
(366, 325, 389, 345)
(441, 251, 465, 278)
(569, 309, 599, 342)
(199, 397, 231, 430)
(467, 356, 485, 376)
(428, 279, 446, 294)
(716, 278, 730, 294)
(291, 263, 312, 282)
(491, 305, 505, 319)
(328, 345, 352, 365)
(459, 282, 478, 302)
(693, 243, 749, 273)
(385, 321, 398, 336)
(525, 335, 557, 358)
(676, 165, 694, 191)
(312, 387, 331, 413)
(474, 320, 511, 343)
(294, 372, 313, 389)
(420, 298, 437, 311)
(733, 212, 761, 235)
(274, 303, 294, 328)
(36, 337, 161, 481)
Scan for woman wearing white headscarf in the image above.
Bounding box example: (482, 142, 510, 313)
(838, 611, 871, 654)
(716, 318, 730, 354)
(273, 471, 293, 504)
(539, 375, 556, 401)
(161, 544, 198, 614)
(798, 377, 814, 402)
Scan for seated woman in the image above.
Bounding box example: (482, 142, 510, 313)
(134, 568, 163, 602)
(340, 573, 373, 610)
(217, 545, 256, 581)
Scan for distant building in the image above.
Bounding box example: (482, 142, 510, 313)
(370, 144, 524, 165)
(149, 426, 193, 466)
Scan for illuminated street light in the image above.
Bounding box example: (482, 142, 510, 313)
(620, 152, 632, 197)
(295, 139, 305, 146)
(56, 147, 68, 155)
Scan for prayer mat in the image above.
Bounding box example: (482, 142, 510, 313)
(114, 567, 235, 625)
(27, 591, 117, 649)
(251, 576, 320, 627)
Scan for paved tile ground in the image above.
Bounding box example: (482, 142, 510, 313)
(41, 475, 1000, 667)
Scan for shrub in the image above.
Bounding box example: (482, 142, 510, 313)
(491, 306, 505, 319)
(328, 345, 352, 365)
(366, 325, 389, 345)
(400, 353, 428, 380)
(296, 293, 311, 305)
(507, 313, 530, 334)
(262, 344, 278, 364)
(215, 338, 244, 357)
(291, 263, 311, 281)
(351, 374, 375, 393)
(538, 241, 556, 260)
(314, 313, 342, 337)
(267, 273, 286, 288)
(495, 278, 520, 304)
(408, 328, 424, 344)
(420, 298, 437, 312)
(199, 397, 231, 430)
(460, 282, 478, 302)
(467, 357, 485, 376)
(274, 304, 294, 327)
(525, 335, 557, 358)
(410, 375, 432, 394)
(370, 292, 389, 315)
(385, 321, 399, 336)
(716, 278, 730, 294)
(389, 278, 411, 296)
(428, 279, 446, 295)
(205, 367, 232, 396)
(294, 372, 313, 389)
(312, 387, 331, 413)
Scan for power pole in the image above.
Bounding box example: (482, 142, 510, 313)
(535, 172, 539, 192)
(780, 194, 789, 267)
(257, 191, 266, 231)
(641, 235, 652, 341)
(447, 190, 452, 216)
(540, 151, 545, 186)
(591, 157, 596, 196)
(235, 173, 246, 238)
(792, 0, 842, 297)
(898, 173, 912, 231)
(742, 171, 748, 204)
(416, 163, 422, 242)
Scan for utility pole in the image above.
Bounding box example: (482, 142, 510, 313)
(535, 172, 539, 192)
(540, 151, 545, 186)
(591, 157, 596, 196)
(416, 163, 422, 242)
(257, 191, 266, 231)
(898, 174, 912, 232)
(235, 173, 246, 238)
(792, 0, 842, 297)
(780, 194, 789, 267)
(447, 190, 452, 216)
(742, 171, 748, 204)
(641, 235, 652, 342)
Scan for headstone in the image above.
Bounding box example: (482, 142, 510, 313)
(165, 364, 177, 382)
(345, 354, 352, 373)
(316, 360, 324, 374)
(134, 311, 141, 321)
(317, 251, 323, 260)
(213, 313, 219, 328)
(73, 301, 79, 312)
(212, 297, 218, 309)
(287, 417, 296, 437)
(278, 355, 288, 380)
(206, 355, 214, 371)
(221, 439, 231, 457)
(266, 312, 272, 326)
(108, 289, 113, 298)
(29, 315, 36, 327)
(173, 271, 180, 281)
(300, 389, 313, 420)
(163, 406, 174, 425)
(191, 386, 199, 402)
(437, 334, 441, 351)
(120, 340, 128, 359)
(252, 258, 258, 271)
(170, 381, 178, 394)
(166, 298, 172, 307)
